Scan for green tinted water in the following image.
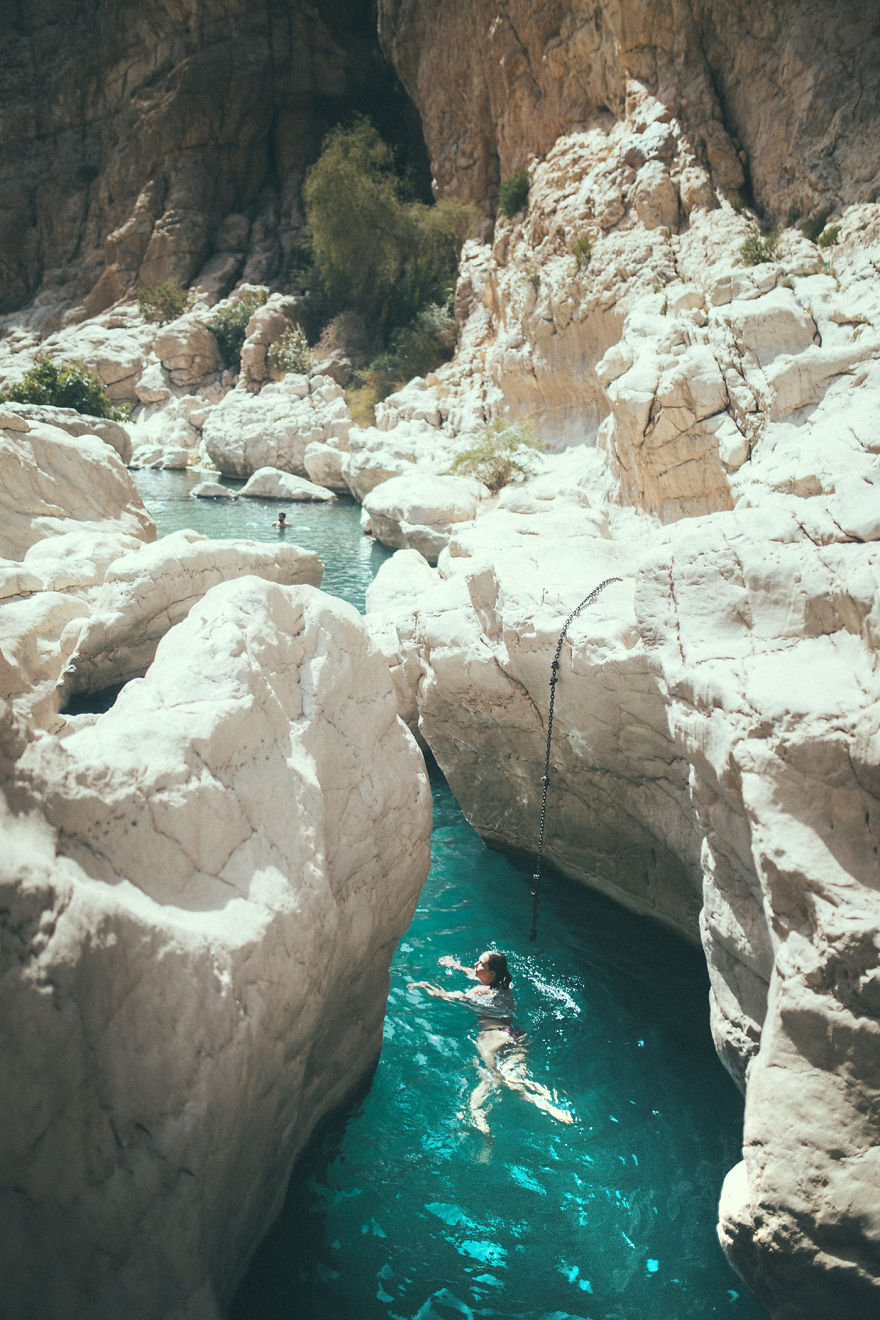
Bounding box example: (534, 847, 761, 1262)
(131, 468, 392, 612)
(134, 471, 762, 1320)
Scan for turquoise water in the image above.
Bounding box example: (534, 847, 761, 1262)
(133, 471, 762, 1320)
(131, 468, 392, 612)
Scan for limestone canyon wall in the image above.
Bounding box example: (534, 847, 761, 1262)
(0, 0, 425, 319)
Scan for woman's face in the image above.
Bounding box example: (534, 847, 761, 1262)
(474, 952, 496, 985)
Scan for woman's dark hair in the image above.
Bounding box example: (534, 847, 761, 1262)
(485, 951, 511, 988)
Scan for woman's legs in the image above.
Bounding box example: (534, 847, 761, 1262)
(474, 1030, 573, 1125)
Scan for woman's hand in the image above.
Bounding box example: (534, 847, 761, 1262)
(438, 955, 458, 969)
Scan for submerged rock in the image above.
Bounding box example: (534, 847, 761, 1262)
(1, 578, 432, 1320)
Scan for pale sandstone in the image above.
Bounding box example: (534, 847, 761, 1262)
(0, 403, 132, 464)
(238, 467, 336, 502)
(636, 502, 880, 1318)
(362, 472, 491, 564)
(2, 578, 432, 1320)
(201, 375, 349, 479)
(0, 423, 154, 561)
(191, 481, 236, 500)
(59, 529, 324, 700)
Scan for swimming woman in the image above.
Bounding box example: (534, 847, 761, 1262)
(408, 950, 573, 1132)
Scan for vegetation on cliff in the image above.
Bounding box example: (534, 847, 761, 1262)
(449, 417, 544, 492)
(0, 358, 129, 420)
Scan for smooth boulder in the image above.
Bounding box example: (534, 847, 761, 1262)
(2, 578, 432, 1320)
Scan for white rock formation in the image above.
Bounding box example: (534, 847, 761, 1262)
(1, 577, 432, 1320)
(238, 293, 306, 390)
(343, 420, 458, 501)
(354, 140, 880, 1312)
(362, 472, 491, 564)
(635, 501, 880, 1318)
(202, 374, 351, 479)
(0, 417, 153, 561)
(238, 467, 336, 501)
(153, 311, 222, 386)
(59, 528, 323, 700)
(0, 402, 132, 463)
(129, 442, 191, 469)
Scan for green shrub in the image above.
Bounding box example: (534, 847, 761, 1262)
(137, 280, 194, 323)
(739, 228, 779, 266)
(303, 118, 476, 331)
(817, 224, 840, 249)
(498, 168, 530, 219)
(729, 191, 746, 213)
(352, 298, 457, 404)
(0, 357, 129, 420)
(570, 234, 592, 269)
(448, 416, 544, 493)
(209, 289, 268, 369)
(799, 212, 831, 243)
(267, 325, 314, 377)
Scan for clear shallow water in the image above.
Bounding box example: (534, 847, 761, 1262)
(133, 470, 762, 1320)
(131, 468, 392, 611)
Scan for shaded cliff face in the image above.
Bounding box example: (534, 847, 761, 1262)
(379, 0, 880, 217)
(1, 0, 427, 317)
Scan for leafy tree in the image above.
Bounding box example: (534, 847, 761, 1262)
(0, 357, 129, 419)
(304, 118, 476, 331)
(304, 118, 409, 324)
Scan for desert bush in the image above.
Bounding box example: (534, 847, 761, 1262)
(570, 234, 592, 269)
(799, 211, 831, 243)
(817, 224, 840, 248)
(449, 417, 544, 493)
(0, 357, 129, 419)
(267, 325, 314, 377)
(739, 228, 779, 266)
(498, 168, 530, 219)
(349, 298, 457, 408)
(209, 289, 268, 369)
(137, 280, 194, 324)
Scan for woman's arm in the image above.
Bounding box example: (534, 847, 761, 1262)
(407, 981, 467, 1002)
(438, 955, 476, 978)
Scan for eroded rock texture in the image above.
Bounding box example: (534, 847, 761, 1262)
(1, 578, 432, 1320)
(379, 0, 880, 219)
(1, 0, 426, 317)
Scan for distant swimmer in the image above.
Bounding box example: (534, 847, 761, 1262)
(409, 949, 573, 1133)
(273, 511, 288, 529)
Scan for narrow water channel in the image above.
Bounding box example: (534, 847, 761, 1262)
(134, 470, 763, 1320)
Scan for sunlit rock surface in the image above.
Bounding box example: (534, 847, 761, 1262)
(362, 472, 491, 564)
(638, 502, 880, 1320)
(239, 467, 336, 501)
(202, 375, 351, 479)
(0, 417, 153, 561)
(59, 528, 323, 700)
(1, 579, 432, 1320)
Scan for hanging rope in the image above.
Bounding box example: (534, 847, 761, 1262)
(529, 577, 622, 941)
